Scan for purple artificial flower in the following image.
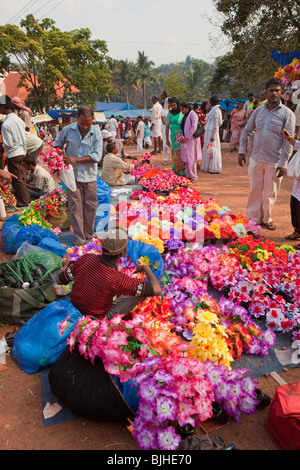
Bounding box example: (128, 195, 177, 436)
(138, 378, 161, 402)
(157, 426, 181, 451)
(136, 426, 158, 450)
(156, 396, 177, 422)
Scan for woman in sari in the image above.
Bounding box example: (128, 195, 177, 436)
(179, 101, 202, 181)
(227, 102, 247, 152)
(165, 97, 185, 175)
(194, 101, 211, 148)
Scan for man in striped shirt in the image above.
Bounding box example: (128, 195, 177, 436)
(57, 228, 162, 320)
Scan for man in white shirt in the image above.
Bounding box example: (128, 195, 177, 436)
(136, 116, 145, 151)
(294, 102, 300, 138)
(23, 155, 56, 199)
(109, 115, 118, 138)
(160, 91, 170, 163)
(0, 95, 31, 206)
(239, 78, 295, 230)
(150, 95, 162, 154)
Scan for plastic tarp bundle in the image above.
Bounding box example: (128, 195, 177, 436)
(126, 239, 164, 281)
(1, 216, 67, 256)
(1, 214, 22, 254)
(94, 176, 111, 232)
(12, 300, 82, 374)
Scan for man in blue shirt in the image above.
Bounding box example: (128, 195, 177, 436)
(53, 106, 102, 245)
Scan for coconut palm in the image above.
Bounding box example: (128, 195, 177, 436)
(134, 51, 159, 108)
(113, 59, 136, 103)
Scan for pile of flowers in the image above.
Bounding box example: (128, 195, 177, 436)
(141, 152, 153, 161)
(130, 164, 189, 192)
(115, 187, 261, 247)
(19, 189, 68, 229)
(274, 57, 300, 85)
(41, 145, 70, 178)
(0, 184, 17, 208)
(131, 353, 214, 450)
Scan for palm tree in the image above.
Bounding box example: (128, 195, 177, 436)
(134, 51, 158, 108)
(113, 59, 136, 103)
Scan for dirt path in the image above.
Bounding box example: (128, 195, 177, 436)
(0, 142, 299, 451)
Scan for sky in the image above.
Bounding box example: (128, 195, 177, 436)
(1, 0, 231, 66)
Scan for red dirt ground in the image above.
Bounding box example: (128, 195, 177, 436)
(0, 142, 299, 451)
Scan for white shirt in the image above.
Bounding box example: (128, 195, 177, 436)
(109, 118, 118, 134)
(292, 140, 300, 201)
(294, 103, 300, 127)
(136, 120, 144, 139)
(239, 102, 295, 168)
(1, 113, 26, 158)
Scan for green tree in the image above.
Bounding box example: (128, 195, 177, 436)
(135, 51, 159, 108)
(113, 59, 136, 103)
(210, 0, 300, 96)
(161, 64, 187, 100)
(0, 15, 114, 112)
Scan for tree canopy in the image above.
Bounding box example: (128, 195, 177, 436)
(210, 0, 300, 97)
(0, 15, 114, 112)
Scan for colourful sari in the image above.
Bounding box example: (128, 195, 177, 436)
(230, 108, 246, 147)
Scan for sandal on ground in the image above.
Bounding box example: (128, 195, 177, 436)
(262, 222, 276, 231)
(285, 231, 300, 240)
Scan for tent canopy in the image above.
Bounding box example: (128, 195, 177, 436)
(95, 101, 136, 112)
(48, 109, 77, 119)
(104, 109, 151, 119)
(219, 99, 246, 112)
(271, 49, 300, 66)
(31, 113, 53, 123)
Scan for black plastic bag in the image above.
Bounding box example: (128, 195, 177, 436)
(48, 347, 136, 422)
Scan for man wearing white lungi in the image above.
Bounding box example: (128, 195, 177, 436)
(239, 78, 295, 231)
(136, 116, 145, 152)
(150, 95, 162, 154)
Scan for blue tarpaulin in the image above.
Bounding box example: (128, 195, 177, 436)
(271, 49, 300, 66)
(95, 101, 136, 112)
(48, 109, 78, 119)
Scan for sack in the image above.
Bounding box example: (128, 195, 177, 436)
(60, 165, 77, 192)
(222, 129, 231, 143)
(193, 121, 205, 138)
(15, 224, 60, 249)
(287, 149, 300, 178)
(206, 142, 215, 158)
(12, 300, 82, 373)
(46, 205, 71, 230)
(173, 149, 185, 173)
(48, 347, 139, 422)
(94, 176, 111, 232)
(265, 382, 300, 450)
(126, 239, 164, 281)
(1, 214, 22, 254)
(0, 280, 56, 324)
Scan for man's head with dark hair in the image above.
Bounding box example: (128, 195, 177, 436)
(78, 105, 94, 118)
(0, 95, 14, 113)
(106, 141, 118, 154)
(265, 78, 283, 91)
(77, 106, 94, 137)
(265, 78, 283, 108)
(210, 95, 219, 107)
(22, 155, 37, 171)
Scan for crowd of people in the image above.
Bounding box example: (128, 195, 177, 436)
(1, 76, 300, 247)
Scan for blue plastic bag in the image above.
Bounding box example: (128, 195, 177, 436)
(38, 237, 67, 257)
(12, 301, 82, 374)
(16, 224, 60, 249)
(1, 214, 22, 254)
(126, 239, 164, 281)
(94, 176, 111, 232)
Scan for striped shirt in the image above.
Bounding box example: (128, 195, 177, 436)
(58, 253, 154, 318)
